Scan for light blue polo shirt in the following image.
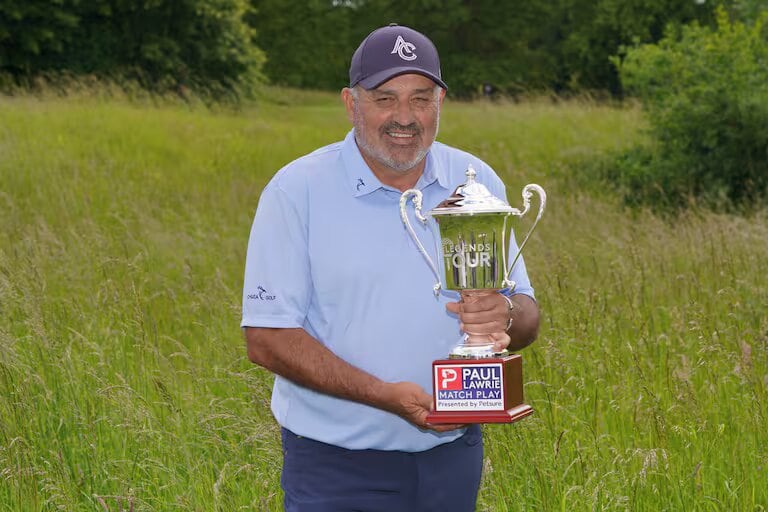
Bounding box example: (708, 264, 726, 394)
(242, 129, 534, 452)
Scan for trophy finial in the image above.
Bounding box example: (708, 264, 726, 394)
(465, 164, 477, 183)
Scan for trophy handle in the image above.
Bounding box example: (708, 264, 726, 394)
(503, 184, 547, 289)
(399, 189, 442, 295)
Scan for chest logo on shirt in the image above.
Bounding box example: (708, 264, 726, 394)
(247, 285, 276, 301)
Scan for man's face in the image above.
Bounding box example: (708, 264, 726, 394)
(344, 74, 445, 174)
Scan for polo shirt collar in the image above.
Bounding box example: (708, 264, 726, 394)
(341, 129, 450, 197)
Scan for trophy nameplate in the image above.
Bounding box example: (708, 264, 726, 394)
(427, 354, 532, 424)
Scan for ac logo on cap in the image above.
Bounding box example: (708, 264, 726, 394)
(391, 35, 417, 61)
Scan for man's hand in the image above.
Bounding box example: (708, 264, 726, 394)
(446, 292, 539, 352)
(380, 381, 465, 433)
(246, 328, 468, 432)
(445, 293, 511, 352)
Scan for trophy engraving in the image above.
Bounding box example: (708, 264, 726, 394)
(399, 165, 546, 423)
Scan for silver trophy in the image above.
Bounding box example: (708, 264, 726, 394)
(399, 165, 546, 358)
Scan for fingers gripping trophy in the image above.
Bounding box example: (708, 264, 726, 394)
(399, 165, 546, 424)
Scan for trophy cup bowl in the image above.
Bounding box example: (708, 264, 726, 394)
(399, 165, 546, 424)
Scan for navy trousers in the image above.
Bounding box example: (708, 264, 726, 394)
(280, 426, 484, 512)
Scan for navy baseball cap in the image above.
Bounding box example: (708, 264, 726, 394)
(349, 24, 447, 90)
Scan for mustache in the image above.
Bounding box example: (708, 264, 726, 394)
(381, 122, 420, 135)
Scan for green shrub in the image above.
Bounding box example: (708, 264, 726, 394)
(0, 0, 265, 99)
(612, 8, 768, 210)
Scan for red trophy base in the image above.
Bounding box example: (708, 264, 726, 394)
(425, 354, 533, 424)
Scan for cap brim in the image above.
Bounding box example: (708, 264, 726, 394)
(357, 67, 448, 91)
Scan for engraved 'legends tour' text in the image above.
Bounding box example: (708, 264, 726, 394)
(442, 239, 493, 269)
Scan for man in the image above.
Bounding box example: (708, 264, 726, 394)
(242, 24, 539, 512)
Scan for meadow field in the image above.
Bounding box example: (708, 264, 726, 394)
(0, 89, 766, 511)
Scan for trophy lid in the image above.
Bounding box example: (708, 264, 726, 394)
(431, 165, 514, 216)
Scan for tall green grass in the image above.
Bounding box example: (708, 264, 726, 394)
(0, 90, 765, 511)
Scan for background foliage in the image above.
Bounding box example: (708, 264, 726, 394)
(0, 0, 264, 97)
(252, 0, 722, 97)
(608, 8, 768, 210)
(0, 0, 741, 97)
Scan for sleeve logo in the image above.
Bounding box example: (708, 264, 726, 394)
(247, 285, 276, 301)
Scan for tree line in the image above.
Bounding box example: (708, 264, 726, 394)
(0, 0, 262, 97)
(254, 0, 721, 97)
(1, 0, 752, 98)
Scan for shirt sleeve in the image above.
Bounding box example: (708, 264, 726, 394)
(478, 162, 536, 300)
(241, 180, 311, 328)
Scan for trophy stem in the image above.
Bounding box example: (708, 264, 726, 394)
(449, 289, 501, 359)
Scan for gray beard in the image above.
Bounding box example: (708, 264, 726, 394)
(353, 105, 440, 174)
(356, 133, 429, 173)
